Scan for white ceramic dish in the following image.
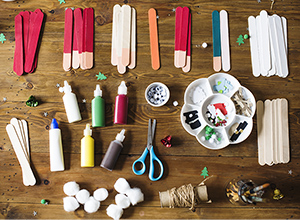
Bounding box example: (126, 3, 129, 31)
(180, 73, 256, 150)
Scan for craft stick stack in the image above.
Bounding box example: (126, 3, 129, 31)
(13, 9, 45, 76)
(6, 118, 36, 186)
(248, 10, 288, 78)
(111, 4, 136, 74)
(174, 6, 191, 73)
(256, 99, 290, 166)
(63, 8, 94, 71)
(212, 10, 230, 72)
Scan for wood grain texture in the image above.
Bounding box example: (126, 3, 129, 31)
(0, 0, 300, 219)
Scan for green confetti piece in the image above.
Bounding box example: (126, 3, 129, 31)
(0, 33, 6, 44)
(58, 0, 65, 4)
(236, 35, 245, 45)
(96, 72, 107, 80)
(200, 167, 209, 178)
(217, 81, 221, 85)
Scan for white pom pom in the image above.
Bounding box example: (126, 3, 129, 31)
(93, 188, 109, 202)
(63, 196, 80, 212)
(63, 181, 80, 196)
(84, 196, 100, 214)
(115, 194, 131, 209)
(114, 178, 131, 194)
(75, 189, 90, 204)
(125, 187, 144, 206)
(106, 204, 123, 220)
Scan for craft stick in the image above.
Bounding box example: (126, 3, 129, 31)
(128, 7, 136, 69)
(24, 9, 44, 73)
(72, 19, 79, 69)
(121, 5, 131, 67)
(268, 22, 277, 77)
(17, 119, 28, 160)
(25, 11, 36, 72)
(182, 12, 191, 73)
(83, 8, 94, 69)
(212, 10, 221, 72)
(220, 10, 230, 72)
(111, 4, 121, 66)
(272, 100, 278, 164)
(280, 98, 290, 163)
(264, 100, 273, 166)
(281, 17, 287, 52)
(259, 10, 271, 73)
(256, 15, 268, 76)
(19, 11, 30, 63)
(81, 8, 87, 70)
(21, 119, 30, 161)
(248, 16, 260, 77)
(277, 99, 283, 163)
(10, 118, 29, 161)
(13, 14, 24, 76)
(256, 100, 265, 166)
(148, 8, 160, 70)
(6, 124, 36, 186)
(174, 6, 182, 68)
(74, 8, 83, 68)
(177, 7, 190, 68)
(63, 8, 73, 71)
(116, 8, 126, 74)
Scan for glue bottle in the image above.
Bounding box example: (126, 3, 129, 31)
(49, 118, 65, 172)
(100, 129, 126, 171)
(92, 85, 105, 127)
(59, 80, 82, 123)
(81, 124, 94, 167)
(114, 81, 128, 124)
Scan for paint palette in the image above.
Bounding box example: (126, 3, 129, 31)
(180, 73, 256, 150)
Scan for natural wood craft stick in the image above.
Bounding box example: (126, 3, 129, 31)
(281, 98, 290, 163)
(257, 100, 265, 166)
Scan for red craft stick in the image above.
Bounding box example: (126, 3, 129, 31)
(74, 8, 83, 68)
(24, 9, 44, 73)
(19, 11, 29, 61)
(182, 12, 191, 73)
(13, 14, 24, 76)
(83, 8, 94, 69)
(177, 7, 189, 67)
(81, 8, 87, 69)
(63, 8, 73, 71)
(174, 7, 182, 52)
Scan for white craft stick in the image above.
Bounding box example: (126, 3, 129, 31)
(128, 7, 136, 69)
(116, 8, 126, 74)
(272, 100, 278, 164)
(260, 10, 271, 73)
(281, 17, 287, 53)
(10, 118, 29, 161)
(21, 119, 30, 160)
(274, 15, 289, 78)
(257, 100, 265, 166)
(264, 100, 273, 166)
(111, 4, 121, 66)
(256, 16, 268, 76)
(268, 16, 281, 78)
(121, 5, 131, 67)
(220, 10, 230, 72)
(248, 16, 260, 77)
(6, 124, 36, 186)
(280, 98, 290, 163)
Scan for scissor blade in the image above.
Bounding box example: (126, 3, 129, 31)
(152, 119, 156, 140)
(147, 119, 152, 148)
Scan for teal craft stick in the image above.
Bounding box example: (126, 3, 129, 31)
(212, 11, 221, 57)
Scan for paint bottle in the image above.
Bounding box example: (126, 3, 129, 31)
(49, 118, 64, 172)
(59, 80, 82, 123)
(100, 129, 126, 171)
(81, 124, 94, 167)
(92, 85, 105, 127)
(114, 81, 128, 124)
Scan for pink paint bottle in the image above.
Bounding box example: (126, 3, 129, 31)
(114, 81, 128, 124)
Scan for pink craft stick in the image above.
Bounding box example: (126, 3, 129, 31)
(72, 18, 79, 69)
(24, 9, 44, 73)
(74, 8, 83, 68)
(81, 8, 87, 69)
(174, 7, 182, 67)
(13, 14, 24, 76)
(83, 8, 94, 69)
(179, 7, 190, 51)
(19, 11, 29, 61)
(182, 12, 191, 73)
(63, 8, 73, 71)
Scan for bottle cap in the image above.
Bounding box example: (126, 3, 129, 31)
(94, 85, 102, 97)
(115, 129, 125, 142)
(84, 124, 92, 136)
(59, 80, 72, 94)
(118, 81, 127, 95)
(51, 118, 59, 129)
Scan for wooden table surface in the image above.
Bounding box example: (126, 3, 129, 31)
(0, 0, 299, 219)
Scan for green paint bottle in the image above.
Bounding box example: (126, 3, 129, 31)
(92, 85, 105, 127)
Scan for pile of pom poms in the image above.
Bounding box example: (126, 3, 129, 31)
(63, 181, 109, 213)
(106, 178, 144, 220)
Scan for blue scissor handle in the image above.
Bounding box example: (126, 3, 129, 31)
(132, 148, 148, 175)
(148, 146, 164, 181)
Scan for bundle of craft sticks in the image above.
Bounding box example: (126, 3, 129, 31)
(111, 4, 136, 74)
(13, 9, 45, 76)
(63, 8, 94, 71)
(6, 118, 36, 186)
(256, 99, 289, 166)
(248, 10, 288, 78)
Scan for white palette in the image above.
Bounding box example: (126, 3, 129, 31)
(180, 73, 256, 150)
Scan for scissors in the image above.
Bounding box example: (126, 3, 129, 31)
(132, 119, 164, 181)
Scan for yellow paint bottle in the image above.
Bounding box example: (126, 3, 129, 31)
(81, 124, 94, 167)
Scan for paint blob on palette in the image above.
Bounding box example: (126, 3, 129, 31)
(180, 73, 256, 150)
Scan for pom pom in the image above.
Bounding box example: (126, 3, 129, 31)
(114, 178, 131, 194)
(75, 189, 90, 204)
(106, 204, 123, 220)
(63, 181, 80, 196)
(93, 188, 109, 202)
(63, 196, 80, 212)
(84, 196, 100, 214)
(115, 194, 131, 209)
(125, 187, 144, 206)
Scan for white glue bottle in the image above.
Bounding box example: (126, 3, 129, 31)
(59, 80, 82, 123)
(49, 118, 64, 172)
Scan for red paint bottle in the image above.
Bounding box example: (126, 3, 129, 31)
(114, 81, 128, 124)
